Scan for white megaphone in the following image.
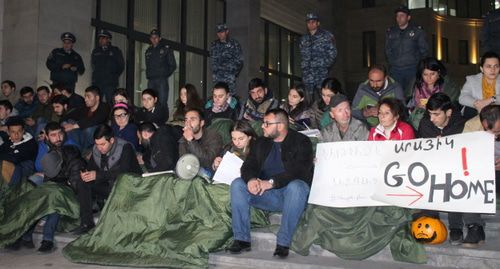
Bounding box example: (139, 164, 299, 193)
(175, 154, 213, 182)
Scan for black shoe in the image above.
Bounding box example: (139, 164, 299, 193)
(273, 244, 289, 258)
(449, 228, 463, 246)
(226, 240, 251, 254)
(462, 224, 485, 248)
(72, 223, 95, 235)
(38, 240, 55, 253)
(5, 239, 21, 251)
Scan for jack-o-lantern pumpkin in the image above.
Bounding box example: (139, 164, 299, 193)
(411, 216, 447, 244)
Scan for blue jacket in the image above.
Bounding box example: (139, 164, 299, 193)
(35, 137, 79, 172)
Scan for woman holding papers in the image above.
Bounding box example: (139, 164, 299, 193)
(279, 84, 312, 131)
(368, 97, 415, 141)
(212, 120, 257, 171)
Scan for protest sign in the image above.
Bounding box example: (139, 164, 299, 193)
(308, 141, 390, 207)
(372, 131, 495, 213)
(309, 132, 496, 213)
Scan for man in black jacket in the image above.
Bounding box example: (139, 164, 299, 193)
(91, 30, 125, 103)
(145, 29, 176, 109)
(75, 124, 142, 234)
(417, 92, 482, 246)
(62, 86, 110, 150)
(138, 122, 179, 172)
(228, 108, 313, 258)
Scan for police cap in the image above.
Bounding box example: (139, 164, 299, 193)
(97, 29, 112, 39)
(306, 13, 319, 21)
(150, 28, 161, 37)
(394, 5, 411, 15)
(216, 23, 228, 33)
(60, 32, 76, 43)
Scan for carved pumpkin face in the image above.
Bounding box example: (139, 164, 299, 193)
(411, 216, 447, 244)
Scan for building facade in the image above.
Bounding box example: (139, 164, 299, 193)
(0, 0, 499, 108)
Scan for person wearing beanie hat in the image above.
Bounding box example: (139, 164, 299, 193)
(145, 28, 177, 111)
(320, 94, 369, 142)
(385, 5, 429, 98)
(299, 12, 337, 101)
(91, 29, 125, 103)
(46, 32, 85, 92)
(209, 23, 243, 95)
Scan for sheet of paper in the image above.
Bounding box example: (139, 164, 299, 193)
(212, 152, 244, 185)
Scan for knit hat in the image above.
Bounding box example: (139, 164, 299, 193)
(41, 151, 63, 178)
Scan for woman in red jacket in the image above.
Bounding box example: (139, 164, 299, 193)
(368, 97, 415, 141)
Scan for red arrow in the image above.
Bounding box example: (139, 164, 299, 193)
(385, 186, 424, 206)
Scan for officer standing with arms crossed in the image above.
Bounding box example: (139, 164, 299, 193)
(46, 32, 85, 92)
(209, 23, 243, 96)
(91, 29, 125, 103)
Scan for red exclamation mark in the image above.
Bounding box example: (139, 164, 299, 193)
(462, 147, 469, 176)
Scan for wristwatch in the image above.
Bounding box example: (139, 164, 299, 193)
(268, 178, 274, 188)
(492, 96, 497, 104)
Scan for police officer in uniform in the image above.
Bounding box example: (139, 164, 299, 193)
(91, 29, 125, 103)
(482, 9, 500, 56)
(385, 5, 429, 98)
(299, 13, 337, 101)
(209, 23, 243, 96)
(46, 32, 85, 92)
(145, 29, 177, 110)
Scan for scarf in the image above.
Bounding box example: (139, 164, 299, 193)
(482, 76, 496, 99)
(212, 101, 229, 113)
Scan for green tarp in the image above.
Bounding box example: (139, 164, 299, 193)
(0, 181, 80, 247)
(62, 174, 269, 268)
(292, 205, 427, 264)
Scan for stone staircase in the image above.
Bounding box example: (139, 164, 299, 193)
(35, 212, 500, 268)
(208, 212, 500, 269)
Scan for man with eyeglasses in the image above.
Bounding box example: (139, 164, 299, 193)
(228, 108, 313, 258)
(46, 32, 85, 92)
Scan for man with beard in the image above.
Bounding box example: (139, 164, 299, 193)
(14, 87, 38, 119)
(138, 122, 178, 172)
(351, 64, 405, 127)
(320, 94, 369, 142)
(239, 78, 279, 122)
(7, 123, 84, 253)
(227, 108, 313, 258)
(178, 108, 223, 171)
(32, 121, 80, 185)
(75, 124, 141, 234)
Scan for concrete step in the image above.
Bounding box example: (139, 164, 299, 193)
(236, 227, 500, 269)
(209, 250, 455, 269)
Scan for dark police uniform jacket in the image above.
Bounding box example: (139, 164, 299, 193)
(385, 24, 429, 69)
(145, 41, 176, 80)
(46, 48, 85, 87)
(91, 44, 125, 87)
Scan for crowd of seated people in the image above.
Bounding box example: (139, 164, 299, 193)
(1, 51, 499, 254)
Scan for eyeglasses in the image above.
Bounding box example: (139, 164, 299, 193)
(114, 113, 128, 119)
(262, 121, 283, 128)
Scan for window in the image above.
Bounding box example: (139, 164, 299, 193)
(458, 40, 469, 65)
(93, 0, 225, 107)
(134, 0, 157, 33)
(362, 31, 376, 68)
(261, 20, 302, 100)
(408, 0, 427, 9)
(362, 0, 375, 8)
